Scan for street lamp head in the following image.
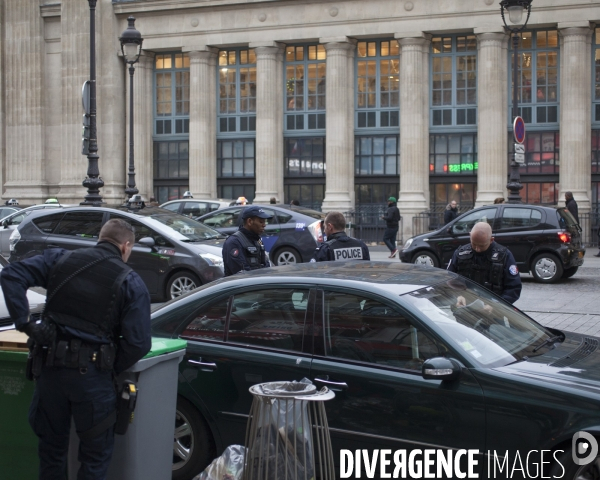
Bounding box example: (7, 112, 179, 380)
(500, 0, 532, 30)
(119, 16, 143, 65)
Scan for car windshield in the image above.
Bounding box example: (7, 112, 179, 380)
(402, 278, 557, 368)
(145, 214, 223, 241)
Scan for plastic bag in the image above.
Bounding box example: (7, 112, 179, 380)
(194, 445, 246, 480)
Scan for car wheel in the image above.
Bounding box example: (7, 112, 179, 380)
(550, 445, 600, 480)
(167, 272, 200, 300)
(173, 396, 214, 480)
(411, 251, 439, 268)
(531, 253, 563, 283)
(273, 247, 301, 266)
(562, 266, 579, 279)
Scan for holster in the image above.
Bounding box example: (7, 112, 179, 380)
(114, 381, 138, 435)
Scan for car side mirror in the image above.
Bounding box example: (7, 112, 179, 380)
(2, 220, 8, 229)
(138, 237, 156, 248)
(421, 357, 461, 382)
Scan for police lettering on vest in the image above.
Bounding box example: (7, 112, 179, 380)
(312, 231, 370, 262)
(334, 247, 364, 261)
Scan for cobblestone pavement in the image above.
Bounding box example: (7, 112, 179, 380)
(370, 247, 600, 336)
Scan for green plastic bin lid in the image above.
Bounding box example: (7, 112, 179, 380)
(144, 338, 187, 358)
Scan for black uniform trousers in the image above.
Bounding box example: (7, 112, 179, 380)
(29, 361, 116, 480)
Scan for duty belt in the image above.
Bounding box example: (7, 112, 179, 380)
(30, 338, 115, 375)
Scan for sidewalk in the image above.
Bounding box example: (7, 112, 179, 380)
(370, 246, 600, 336)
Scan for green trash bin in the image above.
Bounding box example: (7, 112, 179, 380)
(0, 346, 38, 480)
(63, 337, 186, 480)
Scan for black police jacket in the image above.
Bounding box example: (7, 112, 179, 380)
(312, 231, 371, 262)
(447, 241, 522, 304)
(222, 228, 270, 276)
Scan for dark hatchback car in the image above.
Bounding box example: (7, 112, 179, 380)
(153, 262, 600, 480)
(196, 204, 325, 265)
(9, 205, 226, 301)
(400, 204, 584, 283)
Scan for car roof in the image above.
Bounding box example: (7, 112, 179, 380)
(199, 204, 325, 219)
(23, 204, 177, 220)
(161, 198, 235, 206)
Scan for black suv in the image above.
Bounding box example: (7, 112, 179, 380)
(399, 204, 585, 283)
(9, 205, 226, 301)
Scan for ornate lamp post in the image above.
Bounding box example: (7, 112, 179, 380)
(119, 16, 143, 198)
(81, 0, 104, 205)
(500, 0, 533, 204)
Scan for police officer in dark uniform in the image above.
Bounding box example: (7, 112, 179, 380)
(0, 218, 151, 480)
(447, 222, 521, 304)
(222, 206, 272, 276)
(312, 211, 370, 262)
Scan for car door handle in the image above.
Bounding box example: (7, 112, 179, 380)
(188, 358, 217, 370)
(314, 376, 348, 390)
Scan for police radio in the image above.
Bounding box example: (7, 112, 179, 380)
(114, 380, 138, 435)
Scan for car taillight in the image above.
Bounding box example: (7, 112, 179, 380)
(308, 220, 323, 243)
(558, 231, 571, 243)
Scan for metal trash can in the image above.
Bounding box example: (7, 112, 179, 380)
(68, 338, 187, 480)
(243, 380, 335, 480)
(0, 330, 38, 479)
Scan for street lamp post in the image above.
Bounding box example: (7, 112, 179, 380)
(81, 0, 104, 206)
(500, 0, 533, 204)
(120, 16, 144, 199)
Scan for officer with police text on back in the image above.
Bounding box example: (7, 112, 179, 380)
(447, 222, 521, 304)
(312, 211, 370, 262)
(0, 219, 151, 480)
(222, 206, 272, 276)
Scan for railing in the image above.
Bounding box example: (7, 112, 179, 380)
(343, 204, 403, 246)
(579, 212, 600, 247)
(412, 206, 471, 237)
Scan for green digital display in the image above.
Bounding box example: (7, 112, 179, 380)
(447, 162, 478, 172)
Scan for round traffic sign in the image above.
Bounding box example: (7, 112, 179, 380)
(513, 116, 525, 144)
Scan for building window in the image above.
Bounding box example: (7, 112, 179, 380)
(430, 35, 477, 127)
(509, 29, 559, 125)
(594, 28, 600, 124)
(217, 139, 255, 178)
(593, 130, 600, 174)
(218, 185, 255, 202)
(430, 183, 476, 211)
(429, 134, 477, 175)
(218, 49, 256, 134)
(521, 183, 558, 205)
(355, 40, 400, 130)
(355, 136, 398, 175)
(154, 53, 190, 135)
(284, 185, 324, 210)
(509, 132, 559, 175)
(284, 138, 325, 177)
(153, 141, 189, 204)
(355, 184, 398, 205)
(285, 45, 326, 132)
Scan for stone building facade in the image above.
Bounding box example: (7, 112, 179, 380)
(1, 0, 599, 238)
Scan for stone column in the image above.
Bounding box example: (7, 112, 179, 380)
(188, 48, 218, 199)
(251, 42, 284, 204)
(3, 0, 46, 203)
(125, 51, 155, 200)
(395, 34, 430, 240)
(559, 24, 593, 213)
(475, 30, 509, 206)
(320, 37, 355, 212)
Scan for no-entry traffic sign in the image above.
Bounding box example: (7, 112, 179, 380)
(513, 116, 525, 144)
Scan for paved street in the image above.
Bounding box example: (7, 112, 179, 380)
(370, 246, 600, 336)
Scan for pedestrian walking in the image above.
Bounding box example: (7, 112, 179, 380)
(447, 222, 522, 304)
(565, 191, 579, 223)
(0, 219, 151, 480)
(444, 200, 459, 225)
(222, 206, 272, 276)
(312, 211, 370, 262)
(381, 196, 401, 258)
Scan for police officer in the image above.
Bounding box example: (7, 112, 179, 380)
(0, 218, 151, 480)
(447, 222, 522, 304)
(222, 206, 272, 276)
(312, 211, 370, 262)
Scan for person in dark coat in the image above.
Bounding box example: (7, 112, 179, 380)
(447, 222, 521, 304)
(0, 219, 151, 480)
(222, 206, 272, 276)
(312, 212, 370, 262)
(565, 192, 579, 223)
(444, 201, 459, 225)
(381, 196, 401, 258)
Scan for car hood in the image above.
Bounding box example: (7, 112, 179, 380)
(492, 332, 600, 394)
(185, 239, 225, 256)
